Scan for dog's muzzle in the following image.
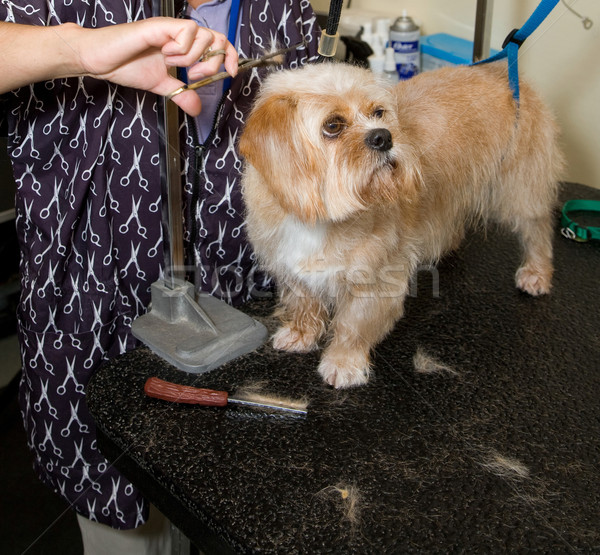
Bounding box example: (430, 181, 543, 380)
(365, 128, 393, 152)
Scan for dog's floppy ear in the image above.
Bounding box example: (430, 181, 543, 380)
(239, 93, 326, 223)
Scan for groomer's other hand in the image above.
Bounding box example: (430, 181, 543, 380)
(78, 17, 238, 116)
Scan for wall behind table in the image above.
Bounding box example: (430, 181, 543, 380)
(311, 0, 600, 189)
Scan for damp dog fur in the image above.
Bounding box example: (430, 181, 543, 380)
(239, 62, 563, 389)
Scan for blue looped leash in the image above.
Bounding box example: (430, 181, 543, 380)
(471, 0, 598, 244)
(472, 0, 560, 101)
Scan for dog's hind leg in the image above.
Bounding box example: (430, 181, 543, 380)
(495, 173, 557, 296)
(492, 143, 559, 296)
(499, 88, 562, 296)
(513, 210, 555, 296)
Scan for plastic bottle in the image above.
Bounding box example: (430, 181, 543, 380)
(389, 10, 420, 80)
(361, 20, 374, 50)
(368, 37, 385, 76)
(383, 46, 399, 84)
(375, 17, 392, 48)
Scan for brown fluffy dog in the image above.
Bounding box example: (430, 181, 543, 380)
(239, 62, 563, 389)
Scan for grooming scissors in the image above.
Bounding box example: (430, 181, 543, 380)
(166, 42, 304, 100)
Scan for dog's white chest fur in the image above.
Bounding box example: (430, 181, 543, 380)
(274, 217, 338, 294)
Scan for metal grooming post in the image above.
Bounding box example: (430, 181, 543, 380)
(131, 0, 267, 374)
(156, 0, 184, 286)
(473, 0, 494, 62)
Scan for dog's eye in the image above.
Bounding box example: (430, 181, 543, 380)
(373, 108, 385, 119)
(322, 116, 347, 138)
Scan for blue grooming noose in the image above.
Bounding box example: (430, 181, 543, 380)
(472, 0, 561, 101)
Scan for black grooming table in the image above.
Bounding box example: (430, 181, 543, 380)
(87, 183, 600, 553)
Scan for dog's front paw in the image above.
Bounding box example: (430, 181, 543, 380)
(272, 326, 319, 353)
(515, 265, 552, 296)
(318, 349, 371, 389)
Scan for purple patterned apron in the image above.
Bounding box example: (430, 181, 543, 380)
(1, 0, 319, 528)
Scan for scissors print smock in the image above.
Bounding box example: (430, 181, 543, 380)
(0, 0, 319, 529)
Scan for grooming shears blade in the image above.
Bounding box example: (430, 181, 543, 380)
(166, 42, 304, 101)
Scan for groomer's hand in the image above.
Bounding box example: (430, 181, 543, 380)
(0, 18, 238, 117)
(79, 18, 238, 116)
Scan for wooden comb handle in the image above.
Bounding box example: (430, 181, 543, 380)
(144, 377, 228, 407)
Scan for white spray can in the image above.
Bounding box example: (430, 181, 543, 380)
(389, 10, 420, 80)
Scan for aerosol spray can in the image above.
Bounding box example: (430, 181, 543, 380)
(390, 10, 420, 80)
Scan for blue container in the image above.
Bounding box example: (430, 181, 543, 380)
(420, 33, 499, 71)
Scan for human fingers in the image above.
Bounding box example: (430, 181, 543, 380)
(161, 22, 215, 66)
(169, 89, 203, 117)
(77, 18, 209, 79)
(184, 31, 238, 80)
(151, 72, 203, 117)
(156, 20, 238, 78)
(221, 41, 239, 78)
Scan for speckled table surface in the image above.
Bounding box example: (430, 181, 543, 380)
(88, 183, 600, 553)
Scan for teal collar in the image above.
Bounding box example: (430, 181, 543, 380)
(561, 200, 600, 242)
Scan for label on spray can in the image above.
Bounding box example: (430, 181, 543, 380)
(390, 12, 420, 80)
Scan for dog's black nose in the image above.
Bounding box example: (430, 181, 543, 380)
(365, 128, 393, 152)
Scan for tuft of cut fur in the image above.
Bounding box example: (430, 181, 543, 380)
(240, 62, 563, 388)
(413, 348, 458, 376)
